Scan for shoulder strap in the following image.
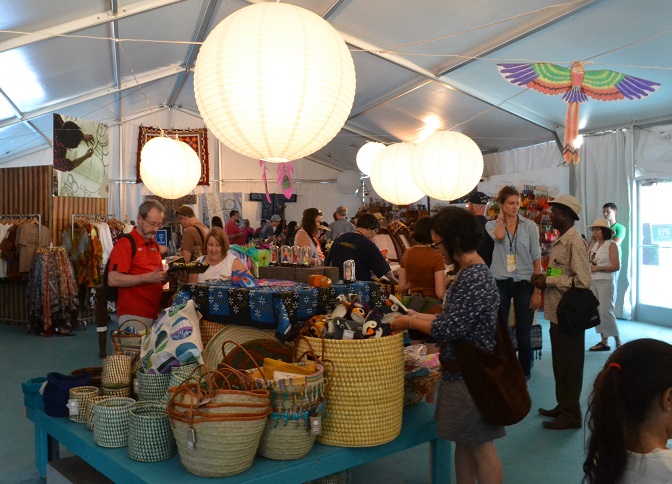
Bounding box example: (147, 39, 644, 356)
(120, 233, 136, 259)
(194, 225, 205, 245)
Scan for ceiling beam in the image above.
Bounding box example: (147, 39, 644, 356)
(110, 0, 123, 123)
(323, 0, 350, 20)
(166, 0, 220, 107)
(436, 0, 602, 76)
(0, 65, 184, 130)
(0, 0, 187, 53)
(0, 88, 50, 145)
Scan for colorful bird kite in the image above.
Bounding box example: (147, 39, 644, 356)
(497, 61, 661, 164)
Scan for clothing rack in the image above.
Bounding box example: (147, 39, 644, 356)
(71, 213, 115, 239)
(0, 213, 42, 243)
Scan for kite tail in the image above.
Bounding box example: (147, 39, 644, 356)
(563, 102, 580, 164)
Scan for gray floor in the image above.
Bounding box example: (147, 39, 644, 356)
(2, 316, 672, 484)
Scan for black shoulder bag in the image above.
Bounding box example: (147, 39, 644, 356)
(556, 243, 601, 334)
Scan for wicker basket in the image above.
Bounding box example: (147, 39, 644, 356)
(101, 355, 132, 389)
(102, 386, 131, 398)
(169, 410, 269, 478)
(128, 402, 176, 462)
(137, 368, 171, 402)
(70, 367, 103, 388)
(257, 412, 316, 460)
(112, 319, 149, 355)
(93, 397, 136, 448)
(199, 319, 223, 349)
(86, 396, 113, 430)
(296, 333, 405, 447)
(68, 386, 99, 423)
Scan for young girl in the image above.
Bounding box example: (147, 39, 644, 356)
(584, 339, 672, 483)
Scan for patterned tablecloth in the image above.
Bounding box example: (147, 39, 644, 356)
(173, 279, 386, 336)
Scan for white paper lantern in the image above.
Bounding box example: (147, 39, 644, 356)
(341, 193, 361, 215)
(194, 2, 356, 163)
(411, 130, 483, 201)
(337, 170, 361, 194)
(356, 142, 386, 176)
(369, 143, 425, 205)
(140, 137, 202, 199)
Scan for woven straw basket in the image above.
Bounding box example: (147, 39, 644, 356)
(102, 386, 131, 398)
(258, 414, 316, 460)
(101, 355, 132, 389)
(169, 411, 269, 478)
(128, 402, 176, 462)
(68, 386, 99, 423)
(296, 332, 405, 447)
(86, 396, 113, 430)
(93, 397, 136, 448)
(137, 369, 170, 402)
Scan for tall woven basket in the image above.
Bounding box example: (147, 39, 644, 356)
(296, 332, 405, 447)
(128, 402, 176, 462)
(93, 397, 135, 448)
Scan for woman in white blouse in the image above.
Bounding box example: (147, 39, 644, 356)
(188, 227, 251, 283)
(587, 218, 621, 351)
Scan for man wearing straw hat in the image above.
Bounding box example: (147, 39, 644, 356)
(531, 194, 591, 430)
(108, 199, 168, 326)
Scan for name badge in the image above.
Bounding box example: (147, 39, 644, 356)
(506, 254, 517, 273)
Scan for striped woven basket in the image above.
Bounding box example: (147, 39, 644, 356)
(86, 396, 113, 430)
(137, 368, 171, 402)
(128, 402, 176, 462)
(93, 397, 136, 448)
(101, 355, 132, 389)
(296, 332, 405, 447)
(101, 386, 131, 398)
(68, 386, 99, 423)
(257, 412, 316, 460)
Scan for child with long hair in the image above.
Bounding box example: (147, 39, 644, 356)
(584, 338, 672, 483)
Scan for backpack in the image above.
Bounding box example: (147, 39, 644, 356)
(103, 234, 136, 302)
(442, 313, 531, 426)
(557, 282, 600, 334)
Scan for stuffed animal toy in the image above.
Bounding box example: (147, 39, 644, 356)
(362, 310, 392, 338)
(386, 294, 409, 314)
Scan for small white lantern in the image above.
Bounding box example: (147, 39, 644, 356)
(194, 2, 356, 163)
(369, 143, 424, 205)
(356, 142, 386, 176)
(411, 130, 483, 201)
(336, 170, 361, 194)
(140, 137, 201, 199)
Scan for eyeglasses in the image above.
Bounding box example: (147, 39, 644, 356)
(142, 216, 163, 228)
(430, 240, 444, 250)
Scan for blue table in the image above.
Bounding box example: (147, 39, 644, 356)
(26, 402, 451, 483)
(174, 280, 386, 337)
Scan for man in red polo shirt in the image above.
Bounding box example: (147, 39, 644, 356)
(225, 209, 246, 245)
(108, 199, 168, 325)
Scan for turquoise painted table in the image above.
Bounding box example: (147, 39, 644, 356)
(26, 402, 451, 483)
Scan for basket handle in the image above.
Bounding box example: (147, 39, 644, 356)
(219, 339, 265, 378)
(116, 318, 150, 334)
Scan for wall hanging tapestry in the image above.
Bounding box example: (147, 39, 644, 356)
(53, 114, 110, 198)
(136, 126, 209, 186)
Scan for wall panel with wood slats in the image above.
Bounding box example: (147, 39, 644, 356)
(0, 280, 29, 326)
(52, 197, 108, 245)
(0, 165, 53, 225)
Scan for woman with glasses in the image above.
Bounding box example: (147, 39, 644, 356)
(188, 227, 251, 283)
(486, 185, 542, 380)
(295, 208, 325, 265)
(391, 207, 503, 483)
(325, 213, 398, 283)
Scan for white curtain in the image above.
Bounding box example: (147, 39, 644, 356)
(575, 130, 634, 319)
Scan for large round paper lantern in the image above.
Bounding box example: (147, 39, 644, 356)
(356, 142, 385, 176)
(341, 193, 361, 214)
(337, 170, 361, 194)
(369, 143, 425, 205)
(194, 2, 356, 163)
(140, 137, 201, 199)
(411, 130, 483, 201)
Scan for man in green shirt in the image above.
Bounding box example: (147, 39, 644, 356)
(603, 202, 625, 245)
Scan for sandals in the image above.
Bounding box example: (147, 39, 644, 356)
(589, 342, 610, 352)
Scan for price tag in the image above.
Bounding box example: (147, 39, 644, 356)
(310, 415, 322, 436)
(187, 427, 197, 450)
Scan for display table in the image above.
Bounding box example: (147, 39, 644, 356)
(26, 402, 451, 483)
(174, 279, 386, 336)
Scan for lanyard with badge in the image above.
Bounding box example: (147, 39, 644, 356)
(506, 217, 519, 281)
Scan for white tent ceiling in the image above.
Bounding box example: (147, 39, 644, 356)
(1, 0, 671, 173)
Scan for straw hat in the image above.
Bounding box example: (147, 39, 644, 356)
(587, 218, 615, 235)
(549, 194, 581, 221)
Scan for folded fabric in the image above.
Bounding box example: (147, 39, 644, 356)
(255, 358, 317, 380)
